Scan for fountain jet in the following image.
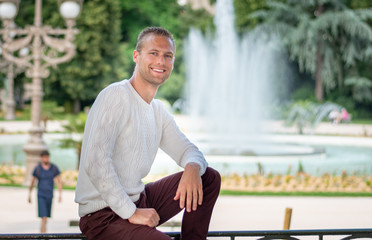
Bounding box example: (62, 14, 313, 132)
(183, 0, 291, 142)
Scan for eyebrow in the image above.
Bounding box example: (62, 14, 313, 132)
(147, 49, 174, 55)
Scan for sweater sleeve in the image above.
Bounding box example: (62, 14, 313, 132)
(81, 85, 136, 219)
(159, 108, 207, 176)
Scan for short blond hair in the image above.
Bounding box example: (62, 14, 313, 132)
(135, 27, 175, 52)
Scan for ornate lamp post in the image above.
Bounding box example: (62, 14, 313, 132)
(0, 0, 82, 185)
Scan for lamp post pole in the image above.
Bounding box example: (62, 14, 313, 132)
(4, 61, 15, 119)
(0, 0, 82, 185)
(0, 57, 19, 120)
(24, 0, 48, 187)
(1, 23, 26, 120)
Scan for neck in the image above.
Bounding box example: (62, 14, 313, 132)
(129, 74, 158, 104)
(42, 162, 50, 166)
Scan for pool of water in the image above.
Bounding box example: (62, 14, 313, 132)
(203, 145, 372, 176)
(1, 134, 371, 176)
(0, 134, 78, 171)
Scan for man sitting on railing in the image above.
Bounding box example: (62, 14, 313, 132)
(74, 26, 221, 240)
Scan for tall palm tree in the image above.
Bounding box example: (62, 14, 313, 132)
(252, 0, 372, 101)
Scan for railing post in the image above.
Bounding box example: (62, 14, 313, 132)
(283, 207, 293, 230)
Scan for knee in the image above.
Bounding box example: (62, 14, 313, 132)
(203, 167, 221, 190)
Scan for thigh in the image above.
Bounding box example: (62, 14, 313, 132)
(145, 168, 221, 225)
(79, 207, 172, 240)
(144, 172, 184, 225)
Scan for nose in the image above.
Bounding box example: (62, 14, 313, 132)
(155, 54, 166, 65)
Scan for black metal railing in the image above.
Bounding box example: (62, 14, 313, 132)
(0, 229, 371, 240)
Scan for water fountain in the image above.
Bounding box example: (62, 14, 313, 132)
(179, 0, 371, 176)
(183, 0, 295, 156)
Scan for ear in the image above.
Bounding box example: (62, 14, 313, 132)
(133, 50, 140, 63)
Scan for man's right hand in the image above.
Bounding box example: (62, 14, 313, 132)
(128, 208, 160, 227)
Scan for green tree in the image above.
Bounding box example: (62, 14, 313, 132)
(13, 0, 125, 113)
(346, 0, 372, 108)
(348, 0, 372, 9)
(120, 0, 187, 44)
(46, 0, 125, 113)
(234, 0, 267, 33)
(252, 0, 372, 102)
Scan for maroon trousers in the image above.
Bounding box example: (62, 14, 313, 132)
(79, 167, 221, 240)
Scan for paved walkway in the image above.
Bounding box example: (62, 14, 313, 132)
(0, 120, 67, 134)
(1, 187, 371, 235)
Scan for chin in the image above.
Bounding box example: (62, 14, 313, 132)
(151, 78, 168, 86)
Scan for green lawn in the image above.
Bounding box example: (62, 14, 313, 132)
(351, 119, 372, 125)
(1, 184, 371, 197)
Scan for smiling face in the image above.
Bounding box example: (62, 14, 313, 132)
(133, 34, 175, 87)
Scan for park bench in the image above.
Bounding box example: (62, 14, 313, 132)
(0, 229, 372, 240)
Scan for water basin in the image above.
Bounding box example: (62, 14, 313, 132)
(0, 134, 371, 177)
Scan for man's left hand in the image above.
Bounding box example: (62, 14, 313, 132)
(174, 163, 203, 212)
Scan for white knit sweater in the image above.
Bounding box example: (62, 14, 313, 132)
(74, 80, 207, 220)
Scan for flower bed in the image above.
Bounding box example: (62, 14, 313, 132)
(220, 172, 372, 193)
(1, 164, 371, 193)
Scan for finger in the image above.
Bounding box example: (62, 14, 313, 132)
(179, 191, 186, 209)
(192, 188, 198, 211)
(155, 211, 160, 223)
(146, 210, 159, 227)
(151, 218, 158, 228)
(186, 189, 193, 212)
(153, 211, 160, 227)
(174, 189, 180, 201)
(148, 220, 157, 228)
(198, 186, 203, 205)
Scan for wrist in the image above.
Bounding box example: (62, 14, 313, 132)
(185, 162, 200, 173)
(187, 162, 200, 167)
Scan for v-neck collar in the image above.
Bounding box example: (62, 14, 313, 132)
(124, 80, 153, 109)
